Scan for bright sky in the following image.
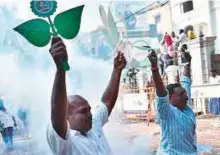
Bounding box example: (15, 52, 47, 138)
(0, 0, 159, 32)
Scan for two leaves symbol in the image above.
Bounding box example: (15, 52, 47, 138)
(14, 5, 84, 47)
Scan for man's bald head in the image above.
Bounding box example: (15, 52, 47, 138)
(67, 95, 92, 132)
(68, 95, 88, 106)
(67, 95, 90, 114)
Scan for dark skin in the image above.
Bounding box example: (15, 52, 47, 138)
(148, 49, 191, 110)
(49, 37, 126, 139)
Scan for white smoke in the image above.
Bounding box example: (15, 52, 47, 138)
(0, 42, 113, 154)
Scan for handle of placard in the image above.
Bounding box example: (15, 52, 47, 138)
(62, 59, 70, 71)
(48, 17, 70, 71)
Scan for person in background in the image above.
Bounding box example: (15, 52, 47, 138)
(124, 4, 137, 30)
(209, 69, 220, 84)
(0, 99, 17, 151)
(164, 51, 174, 69)
(148, 49, 196, 155)
(17, 104, 31, 138)
(208, 69, 220, 115)
(164, 58, 179, 85)
(178, 29, 188, 44)
(164, 32, 177, 68)
(171, 31, 179, 51)
(179, 44, 191, 63)
(159, 39, 167, 55)
(158, 52, 164, 75)
(127, 68, 139, 92)
(178, 44, 191, 77)
(187, 30, 196, 40)
(164, 32, 173, 48)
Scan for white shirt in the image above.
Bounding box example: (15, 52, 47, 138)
(209, 75, 220, 84)
(179, 33, 188, 44)
(47, 104, 111, 155)
(165, 65, 179, 84)
(0, 110, 14, 128)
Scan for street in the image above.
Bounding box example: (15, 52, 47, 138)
(0, 115, 219, 155)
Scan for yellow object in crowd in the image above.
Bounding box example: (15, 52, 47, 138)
(188, 30, 196, 40)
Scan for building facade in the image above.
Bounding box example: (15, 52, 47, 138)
(170, 0, 212, 35)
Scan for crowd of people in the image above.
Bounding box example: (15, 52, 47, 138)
(158, 29, 193, 78)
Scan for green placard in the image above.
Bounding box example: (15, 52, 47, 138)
(14, 0, 85, 71)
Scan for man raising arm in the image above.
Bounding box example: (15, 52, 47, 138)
(50, 37, 68, 139)
(102, 52, 126, 115)
(148, 49, 196, 155)
(47, 37, 127, 155)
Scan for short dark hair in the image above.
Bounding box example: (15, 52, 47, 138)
(181, 44, 188, 51)
(210, 69, 217, 73)
(166, 83, 181, 95)
(179, 29, 184, 34)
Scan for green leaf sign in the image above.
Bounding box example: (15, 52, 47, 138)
(13, 0, 85, 71)
(14, 19, 51, 47)
(54, 5, 84, 39)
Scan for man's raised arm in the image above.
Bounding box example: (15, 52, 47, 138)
(180, 52, 192, 106)
(148, 50, 167, 97)
(148, 49, 171, 121)
(50, 37, 68, 139)
(101, 52, 126, 115)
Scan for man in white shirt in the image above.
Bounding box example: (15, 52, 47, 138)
(165, 65, 179, 84)
(178, 29, 188, 44)
(47, 37, 127, 155)
(209, 69, 220, 84)
(164, 55, 179, 85)
(208, 69, 220, 115)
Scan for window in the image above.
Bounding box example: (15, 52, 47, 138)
(181, 0, 194, 13)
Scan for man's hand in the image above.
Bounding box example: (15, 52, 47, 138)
(49, 37, 68, 71)
(114, 52, 127, 70)
(148, 49, 158, 67)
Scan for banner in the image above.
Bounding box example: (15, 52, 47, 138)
(123, 93, 148, 114)
(110, 1, 148, 31)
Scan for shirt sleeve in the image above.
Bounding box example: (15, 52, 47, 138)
(92, 103, 109, 127)
(181, 76, 192, 106)
(156, 93, 171, 121)
(46, 121, 74, 155)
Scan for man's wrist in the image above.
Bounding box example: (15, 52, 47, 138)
(56, 69, 66, 73)
(113, 68, 122, 73)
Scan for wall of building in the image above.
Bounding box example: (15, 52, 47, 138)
(170, 0, 212, 37)
(146, 2, 172, 36)
(211, 0, 220, 53)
